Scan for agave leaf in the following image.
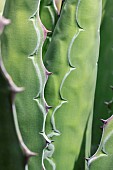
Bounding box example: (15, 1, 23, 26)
(88, 116, 113, 170)
(92, 0, 113, 154)
(40, 0, 59, 59)
(2, 0, 47, 169)
(40, 0, 65, 61)
(2, 0, 64, 169)
(44, 0, 102, 169)
(0, 16, 25, 170)
(2, 0, 102, 169)
(40, 0, 58, 31)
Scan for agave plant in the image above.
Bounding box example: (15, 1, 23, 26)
(89, 0, 113, 169)
(0, 0, 113, 170)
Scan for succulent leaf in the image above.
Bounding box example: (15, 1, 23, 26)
(88, 115, 113, 170)
(2, 0, 61, 169)
(2, 0, 46, 169)
(44, 0, 102, 169)
(0, 16, 25, 170)
(92, 0, 113, 154)
(1, 0, 103, 170)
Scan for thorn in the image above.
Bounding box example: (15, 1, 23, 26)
(39, 16, 51, 41)
(47, 29, 51, 34)
(46, 140, 54, 145)
(53, 129, 61, 134)
(21, 142, 37, 165)
(26, 150, 37, 158)
(101, 148, 107, 155)
(29, 12, 37, 20)
(11, 87, 24, 102)
(39, 132, 52, 144)
(46, 105, 52, 109)
(46, 71, 52, 76)
(0, 16, 11, 34)
(21, 142, 37, 157)
(45, 105, 52, 112)
(0, 53, 24, 102)
(104, 101, 109, 105)
(28, 55, 34, 60)
(34, 93, 40, 100)
(10, 86, 24, 93)
(104, 100, 113, 109)
(85, 158, 90, 162)
(61, 98, 67, 102)
(60, 93, 67, 102)
(100, 119, 107, 124)
(76, 20, 84, 30)
(29, 16, 34, 20)
(25, 151, 37, 165)
(70, 67, 76, 71)
(29, 51, 37, 58)
(42, 25, 51, 41)
(110, 85, 113, 90)
(33, 97, 37, 101)
(69, 62, 75, 69)
(39, 131, 44, 135)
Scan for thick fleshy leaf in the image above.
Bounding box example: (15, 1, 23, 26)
(92, 0, 113, 154)
(89, 116, 113, 170)
(2, 0, 102, 170)
(2, 1, 45, 169)
(44, 0, 102, 169)
(0, 17, 25, 170)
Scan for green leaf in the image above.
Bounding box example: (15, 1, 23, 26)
(0, 17, 25, 170)
(92, 0, 113, 155)
(2, 1, 45, 169)
(44, 0, 102, 169)
(89, 116, 113, 170)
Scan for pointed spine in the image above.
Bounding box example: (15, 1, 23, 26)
(29, 2, 54, 169)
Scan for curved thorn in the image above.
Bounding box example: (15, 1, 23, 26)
(46, 71, 53, 76)
(85, 157, 90, 162)
(45, 105, 52, 112)
(110, 85, 113, 90)
(100, 119, 107, 124)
